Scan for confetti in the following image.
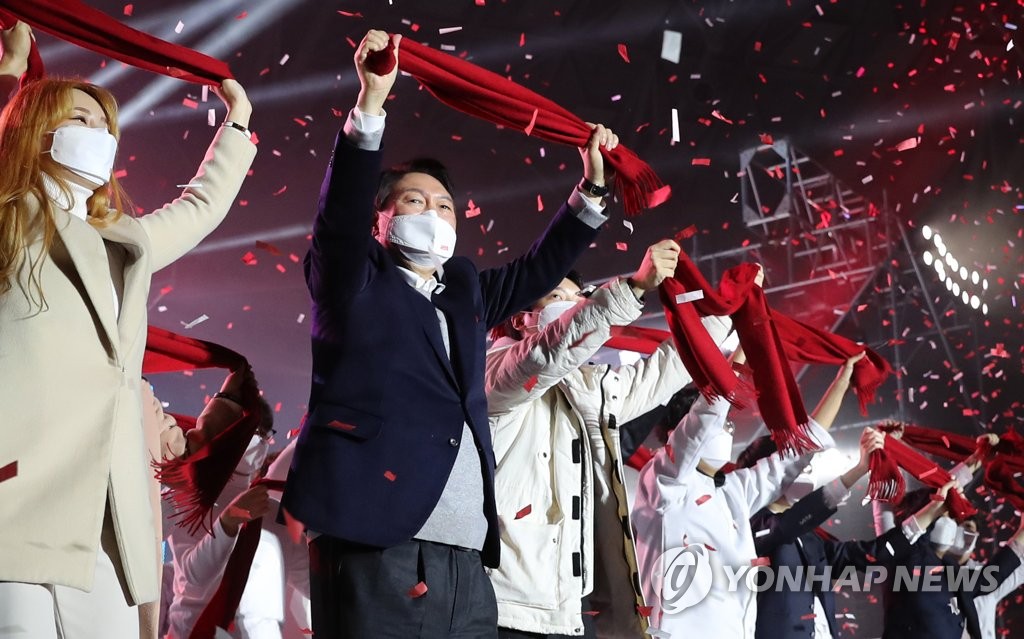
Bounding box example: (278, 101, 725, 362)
(0, 461, 16, 484)
(408, 581, 428, 598)
(695, 494, 712, 505)
(181, 314, 209, 329)
(384, 470, 397, 481)
(661, 30, 682, 63)
(617, 44, 630, 63)
(514, 504, 532, 519)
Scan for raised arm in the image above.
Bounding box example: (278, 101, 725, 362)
(809, 351, 865, 430)
(139, 79, 256, 271)
(735, 419, 835, 514)
(0, 21, 30, 100)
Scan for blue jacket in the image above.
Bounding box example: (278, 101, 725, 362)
(882, 535, 1021, 639)
(751, 486, 914, 639)
(282, 132, 601, 567)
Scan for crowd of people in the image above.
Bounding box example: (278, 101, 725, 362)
(0, 20, 1022, 639)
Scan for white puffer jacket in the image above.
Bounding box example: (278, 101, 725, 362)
(485, 277, 733, 637)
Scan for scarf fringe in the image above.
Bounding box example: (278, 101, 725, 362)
(771, 420, 821, 457)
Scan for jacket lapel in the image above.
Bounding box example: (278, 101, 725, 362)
(402, 283, 460, 390)
(98, 220, 150, 355)
(53, 213, 120, 355)
(432, 283, 473, 394)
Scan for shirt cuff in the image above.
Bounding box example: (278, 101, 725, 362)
(567, 188, 609, 229)
(821, 477, 851, 509)
(343, 106, 386, 151)
(806, 417, 836, 452)
(902, 515, 928, 545)
(950, 462, 973, 488)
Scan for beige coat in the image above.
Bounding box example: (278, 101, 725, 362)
(0, 127, 256, 606)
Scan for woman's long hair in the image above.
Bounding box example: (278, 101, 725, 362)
(0, 78, 133, 306)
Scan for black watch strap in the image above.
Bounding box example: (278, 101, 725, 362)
(578, 177, 610, 198)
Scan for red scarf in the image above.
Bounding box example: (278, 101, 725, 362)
(868, 434, 978, 521)
(0, 0, 231, 84)
(657, 253, 891, 455)
(364, 36, 669, 216)
(0, 11, 43, 86)
(144, 326, 260, 535)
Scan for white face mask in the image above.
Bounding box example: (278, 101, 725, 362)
(385, 210, 457, 269)
(700, 428, 734, 469)
(535, 300, 577, 330)
(949, 528, 979, 558)
(236, 434, 269, 476)
(930, 516, 958, 550)
(46, 125, 118, 188)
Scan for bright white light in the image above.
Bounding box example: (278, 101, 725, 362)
(982, 303, 988, 315)
(922, 225, 933, 240)
(923, 250, 934, 266)
(959, 266, 968, 281)
(937, 243, 948, 257)
(983, 279, 989, 291)
(952, 282, 961, 296)
(970, 295, 981, 309)
(971, 271, 980, 285)
(961, 291, 970, 304)
(946, 278, 954, 291)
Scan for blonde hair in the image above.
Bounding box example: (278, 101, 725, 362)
(0, 78, 133, 306)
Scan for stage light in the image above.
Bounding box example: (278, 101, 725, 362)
(971, 271, 980, 285)
(937, 242, 948, 257)
(983, 279, 989, 291)
(952, 282, 961, 297)
(922, 225, 933, 240)
(970, 295, 981, 309)
(959, 266, 968, 281)
(962, 291, 970, 304)
(923, 251, 934, 266)
(982, 303, 989, 315)
(946, 278, 954, 291)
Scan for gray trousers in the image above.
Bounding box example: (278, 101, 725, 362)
(309, 537, 497, 638)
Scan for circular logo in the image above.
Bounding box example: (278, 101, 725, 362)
(657, 544, 713, 615)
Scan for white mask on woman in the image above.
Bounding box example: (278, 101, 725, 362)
(535, 300, 577, 330)
(386, 210, 457, 269)
(930, 516, 958, 551)
(45, 125, 118, 188)
(700, 428, 734, 469)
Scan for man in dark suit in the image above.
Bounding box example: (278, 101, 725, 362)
(881, 508, 1024, 639)
(743, 428, 942, 639)
(282, 30, 619, 638)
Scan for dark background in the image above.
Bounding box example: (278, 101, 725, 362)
(32, 1, 1023, 635)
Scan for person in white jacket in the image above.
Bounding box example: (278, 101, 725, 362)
(631, 343, 863, 639)
(485, 239, 735, 638)
(164, 394, 274, 639)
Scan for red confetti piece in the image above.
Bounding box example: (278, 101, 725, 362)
(113, 169, 128, 179)
(523, 376, 539, 392)
(617, 44, 630, 63)
(182, 98, 198, 109)
(759, 133, 774, 145)
(704, 543, 717, 551)
(256, 240, 282, 256)
(750, 556, 771, 567)
(515, 504, 532, 520)
(286, 427, 301, 439)
(674, 225, 698, 242)
(123, 4, 133, 16)
(647, 185, 672, 208)
(241, 251, 257, 266)
(159, 285, 173, 295)
(691, 158, 711, 166)
(582, 610, 600, 617)
(0, 461, 17, 484)
(536, 195, 544, 212)
(328, 420, 356, 431)
(524, 108, 539, 136)
(695, 494, 712, 506)
(275, 264, 287, 273)
(337, 10, 363, 17)
(615, 242, 628, 251)
(941, 436, 951, 449)
(384, 470, 397, 482)
(408, 581, 428, 598)
(801, 613, 816, 620)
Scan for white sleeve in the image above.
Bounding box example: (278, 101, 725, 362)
(343, 106, 386, 151)
(659, 394, 732, 483)
(485, 278, 642, 416)
(873, 500, 897, 535)
(733, 418, 836, 513)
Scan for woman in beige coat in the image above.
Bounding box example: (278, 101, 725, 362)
(0, 27, 257, 636)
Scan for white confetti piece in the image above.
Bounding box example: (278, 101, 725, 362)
(623, 219, 634, 234)
(671, 108, 680, 144)
(181, 314, 209, 329)
(439, 26, 463, 34)
(175, 183, 203, 188)
(279, 54, 290, 65)
(675, 290, 704, 304)
(207, 108, 216, 127)
(174, 21, 184, 34)
(297, 313, 305, 323)
(661, 30, 682, 64)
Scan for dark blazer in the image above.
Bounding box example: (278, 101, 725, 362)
(882, 535, 1022, 639)
(282, 132, 601, 567)
(751, 486, 914, 639)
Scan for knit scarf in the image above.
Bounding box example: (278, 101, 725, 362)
(0, 0, 231, 84)
(657, 252, 891, 455)
(144, 325, 260, 536)
(868, 433, 978, 522)
(364, 36, 669, 216)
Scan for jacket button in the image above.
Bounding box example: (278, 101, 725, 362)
(449, 438, 459, 447)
